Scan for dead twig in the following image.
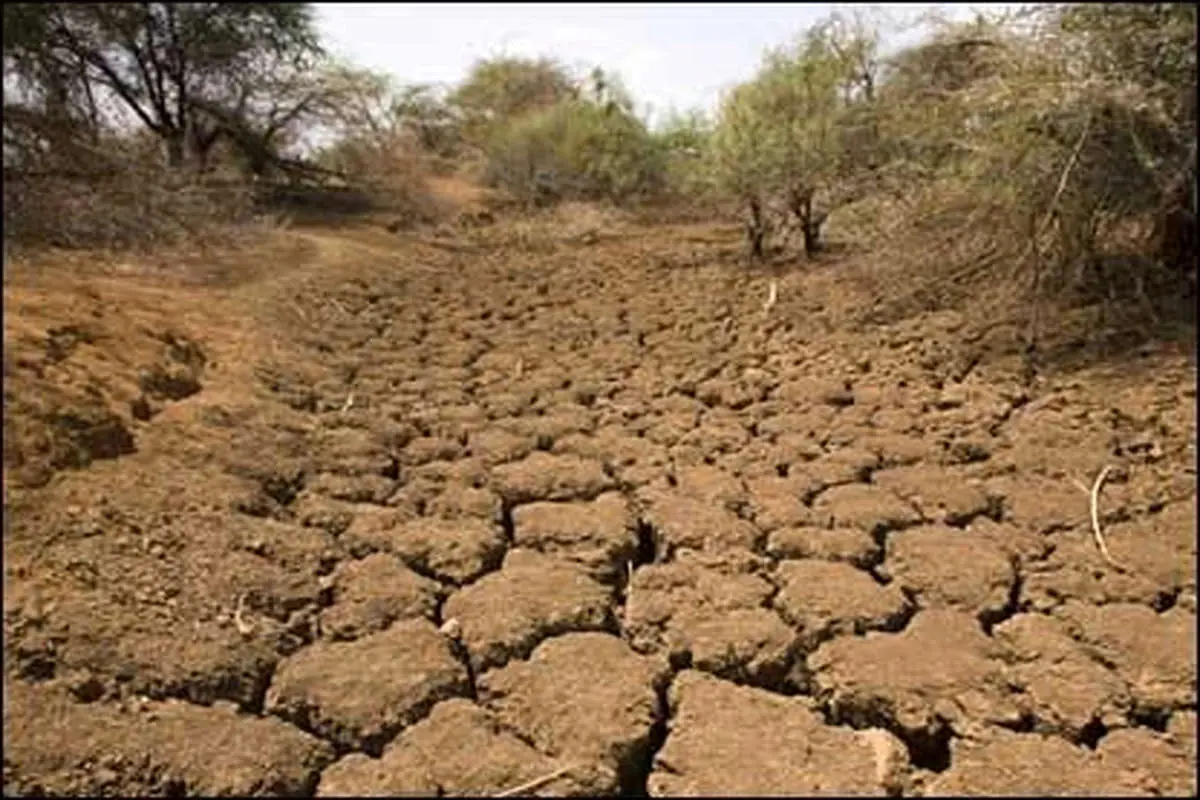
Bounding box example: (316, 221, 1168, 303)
(289, 299, 309, 323)
(340, 392, 355, 413)
(421, 237, 483, 254)
(1021, 114, 1093, 347)
(1087, 465, 1127, 572)
(762, 278, 779, 313)
(495, 764, 575, 798)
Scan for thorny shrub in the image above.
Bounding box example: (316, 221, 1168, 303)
(3, 146, 257, 252)
(312, 130, 443, 226)
(842, 5, 1196, 337)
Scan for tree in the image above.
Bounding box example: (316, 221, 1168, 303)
(758, 34, 845, 254)
(303, 70, 461, 165)
(184, 60, 354, 176)
(709, 82, 778, 259)
(656, 107, 711, 155)
(481, 74, 663, 206)
(309, 66, 413, 177)
(4, 3, 322, 168)
(711, 13, 883, 258)
(450, 55, 578, 146)
(392, 83, 460, 157)
(818, 8, 885, 106)
(4, 5, 104, 167)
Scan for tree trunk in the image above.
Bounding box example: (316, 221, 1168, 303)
(802, 214, 821, 256)
(188, 121, 223, 174)
(788, 188, 823, 256)
(1155, 148, 1197, 290)
(745, 196, 766, 261)
(165, 132, 186, 168)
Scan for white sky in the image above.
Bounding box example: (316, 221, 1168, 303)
(315, 3, 1027, 125)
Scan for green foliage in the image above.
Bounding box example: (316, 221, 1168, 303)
(483, 93, 664, 206)
(710, 11, 884, 255)
(709, 82, 776, 203)
(757, 33, 845, 200)
(450, 55, 577, 146)
(650, 109, 718, 206)
(656, 108, 712, 154)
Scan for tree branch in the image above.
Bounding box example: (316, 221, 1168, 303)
(60, 24, 161, 134)
(164, 3, 189, 139)
(120, 6, 173, 132)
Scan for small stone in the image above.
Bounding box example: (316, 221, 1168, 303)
(439, 618, 462, 640)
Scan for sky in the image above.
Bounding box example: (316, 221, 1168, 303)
(315, 3, 1027, 126)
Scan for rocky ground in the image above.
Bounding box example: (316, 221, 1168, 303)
(3, 211, 1196, 796)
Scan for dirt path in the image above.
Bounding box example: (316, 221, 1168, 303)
(3, 219, 1196, 796)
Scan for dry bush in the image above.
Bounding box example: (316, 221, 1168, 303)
(850, 7, 1196, 341)
(551, 201, 632, 238)
(463, 200, 631, 251)
(453, 149, 492, 187)
(629, 193, 734, 227)
(313, 130, 444, 227)
(364, 145, 444, 225)
(3, 148, 257, 253)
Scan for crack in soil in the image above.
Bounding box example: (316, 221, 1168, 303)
(4, 222, 1194, 798)
(618, 676, 672, 796)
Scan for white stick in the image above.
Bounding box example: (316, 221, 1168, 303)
(495, 765, 575, 798)
(763, 279, 778, 313)
(1088, 465, 1126, 572)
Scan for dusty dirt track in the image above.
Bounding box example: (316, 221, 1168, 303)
(3, 213, 1197, 796)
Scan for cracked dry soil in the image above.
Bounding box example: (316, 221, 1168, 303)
(3, 217, 1196, 797)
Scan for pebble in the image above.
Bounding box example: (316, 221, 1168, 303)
(439, 617, 462, 640)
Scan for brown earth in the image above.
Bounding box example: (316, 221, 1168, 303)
(3, 208, 1197, 797)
